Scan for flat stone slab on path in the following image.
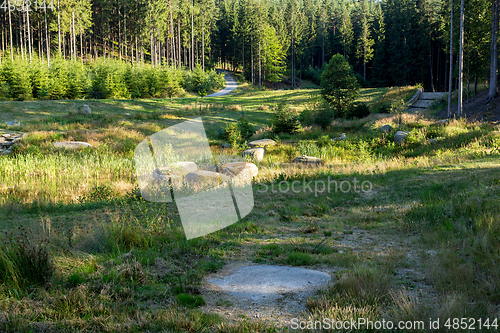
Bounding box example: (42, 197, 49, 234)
(53, 141, 92, 149)
(208, 265, 330, 301)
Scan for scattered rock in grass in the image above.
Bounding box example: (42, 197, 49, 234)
(53, 141, 92, 149)
(427, 138, 436, 144)
(6, 121, 21, 127)
(0, 133, 25, 154)
(125, 113, 131, 116)
(153, 162, 197, 180)
(333, 133, 346, 141)
(247, 139, 276, 148)
(242, 147, 266, 162)
(221, 143, 231, 148)
(80, 104, 92, 115)
(184, 170, 230, 185)
(378, 124, 394, 133)
(258, 105, 269, 110)
(220, 162, 258, 180)
(394, 131, 410, 144)
(435, 119, 449, 125)
(292, 155, 323, 165)
(200, 164, 220, 172)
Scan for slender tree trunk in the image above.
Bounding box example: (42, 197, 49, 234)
(191, 0, 194, 70)
(178, 19, 181, 69)
(23, 11, 27, 60)
(487, 0, 499, 103)
(19, 13, 24, 60)
(169, 0, 175, 68)
(448, 0, 454, 117)
(430, 47, 435, 92)
(202, 7, 205, 71)
(8, 7, 13, 60)
(150, 24, 154, 66)
(72, 12, 76, 61)
(119, 6, 122, 61)
(251, 32, 254, 85)
(124, 4, 127, 63)
(108, 24, 116, 58)
(258, 40, 261, 89)
(131, 36, 134, 66)
(38, 20, 41, 61)
(45, 5, 50, 67)
(80, 30, 83, 66)
(141, 39, 144, 64)
(58, 0, 61, 57)
(363, 42, 366, 81)
(27, 9, 32, 62)
(322, 18, 325, 66)
(457, 0, 464, 117)
(292, 36, 295, 88)
(474, 71, 478, 95)
(242, 37, 245, 77)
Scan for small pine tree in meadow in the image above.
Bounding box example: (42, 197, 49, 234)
(271, 101, 301, 134)
(320, 54, 360, 118)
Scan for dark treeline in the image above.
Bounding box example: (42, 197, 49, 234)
(0, 0, 494, 91)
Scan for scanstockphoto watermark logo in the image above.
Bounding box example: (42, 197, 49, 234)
(134, 117, 254, 240)
(258, 176, 373, 196)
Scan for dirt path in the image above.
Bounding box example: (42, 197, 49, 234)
(206, 70, 238, 97)
(199, 225, 439, 328)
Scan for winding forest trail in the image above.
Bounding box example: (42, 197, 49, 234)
(206, 70, 238, 97)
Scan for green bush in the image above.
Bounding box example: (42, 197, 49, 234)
(0, 58, 214, 101)
(184, 65, 224, 95)
(347, 103, 371, 119)
(271, 102, 302, 134)
(0, 60, 32, 100)
(223, 117, 253, 147)
(315, 105, 336, 129)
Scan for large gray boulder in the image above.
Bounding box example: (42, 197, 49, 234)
(394, 131, 410, 144)
(378, 125, 394, 133)
(184, 170, 230, 188)
(292, 155, 323, 165)
(247, 139, 276, 148)
(242, 147, 265, 162)
(220, 162, 258, 181)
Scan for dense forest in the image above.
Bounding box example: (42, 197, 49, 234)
(0, 0, 495, 93)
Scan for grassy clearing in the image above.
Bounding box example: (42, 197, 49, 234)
(1, 86, 500, 331)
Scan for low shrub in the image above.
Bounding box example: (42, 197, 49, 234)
(177, 293, 206, 308)
(222, 117, 254, 147)
(347, 103, 371, 119)
(0, 228, 54, 289)
(271, 102, 302, 134)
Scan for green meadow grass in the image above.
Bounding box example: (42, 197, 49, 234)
(1, 86, 500, 331)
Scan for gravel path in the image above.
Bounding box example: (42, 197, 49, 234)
(206, 70, 238, 97)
